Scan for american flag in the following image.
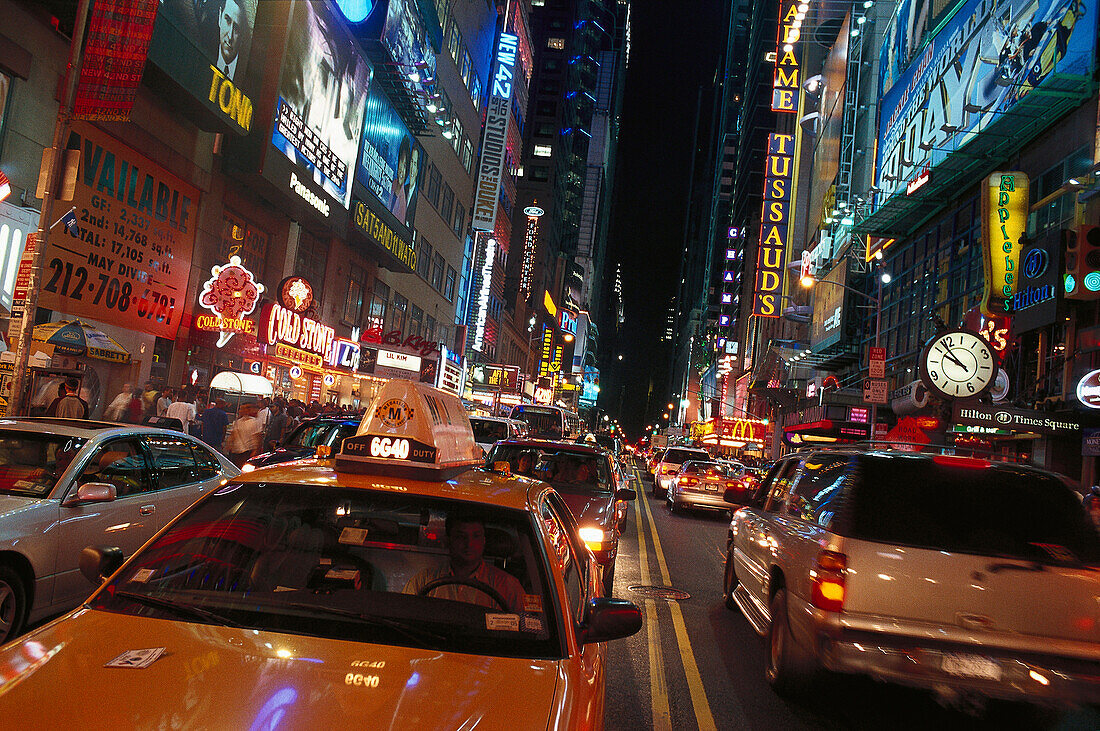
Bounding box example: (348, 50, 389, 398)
(0, 170, 10, 202)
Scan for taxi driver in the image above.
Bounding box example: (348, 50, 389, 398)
(405, 514, 525, 613)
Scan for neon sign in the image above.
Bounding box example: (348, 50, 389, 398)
(981, 172, 1029, 317)
(752, 133, 794, 317)
(260, 302, 335, 358)
(472, 34, 518, 231)
(471, 239, 496, 351)
(198, 255, 264, 347)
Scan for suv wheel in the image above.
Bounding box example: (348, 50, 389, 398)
(723, 547, 738, 610)
(765, 588, 816, 695)
(0, 564, 27, 644)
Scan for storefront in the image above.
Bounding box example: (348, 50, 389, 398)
(950, 402, 1083, 474)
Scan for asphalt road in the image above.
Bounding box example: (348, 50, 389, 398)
(603, 465, 1099, 731)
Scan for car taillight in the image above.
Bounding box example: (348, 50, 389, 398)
(660, 464, 674, 474)
(810, 550, 847, 612)
(680, 476, 698, 486)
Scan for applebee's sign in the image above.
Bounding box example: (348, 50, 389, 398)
(1076, 369, 1100, 409)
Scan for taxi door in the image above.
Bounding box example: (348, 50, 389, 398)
(53, 437, 161, 607)
(540, 494, 605, 728)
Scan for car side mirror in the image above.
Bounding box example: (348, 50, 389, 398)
(62, 482, 117, 507)
(494, 461, 512, 475)
(579, 597, 642, 644)
(615, 487, 636, 502)
(79, 545, 124, 585)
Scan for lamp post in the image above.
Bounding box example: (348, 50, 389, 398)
(800, 268, 890, 442)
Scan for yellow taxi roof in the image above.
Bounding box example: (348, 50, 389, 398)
(235, 457, 542, 512)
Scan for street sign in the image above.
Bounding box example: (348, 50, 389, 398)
(869, 347, 886, 379)
(863, 378, 888, 404)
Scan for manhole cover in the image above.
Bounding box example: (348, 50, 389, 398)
(627, 584, 691, 601)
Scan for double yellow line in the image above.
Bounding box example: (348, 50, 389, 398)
(631, 468, 717, 731)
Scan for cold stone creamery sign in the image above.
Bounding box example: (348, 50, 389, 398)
(260, 302, 335, 365)
(753, 133, 794, 317)
(41, 122, 197, 339)
(981, 172, 1028, 317)
(471, 33, 518, 231)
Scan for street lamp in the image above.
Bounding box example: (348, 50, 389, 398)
(800, 268, 890, 441)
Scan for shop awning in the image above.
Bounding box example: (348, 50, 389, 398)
(856, 72, 1095, 239)
(211, 371, 273, 397)
(32, 320, 130, 363)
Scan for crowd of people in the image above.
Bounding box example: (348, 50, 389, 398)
(99, 382, 365, 467)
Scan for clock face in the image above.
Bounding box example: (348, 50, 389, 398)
(920, 329, 997, 400)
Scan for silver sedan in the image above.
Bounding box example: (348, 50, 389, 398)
(0, 417, 238, 642)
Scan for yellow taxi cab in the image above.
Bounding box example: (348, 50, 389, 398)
(0, 381, 641, 728)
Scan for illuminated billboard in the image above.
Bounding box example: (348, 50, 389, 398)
(269, 0, 371, 216)
(357, 85, 423, 230)
(472, 33, 519, 231)
(149, 0, 258, 134)
(877, 0, 1097, 197)
(980, 172, 1029, 317)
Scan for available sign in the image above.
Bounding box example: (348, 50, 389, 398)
(953, 403, 1081, 435)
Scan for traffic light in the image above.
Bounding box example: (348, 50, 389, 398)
(1064, 225, 1100, 300)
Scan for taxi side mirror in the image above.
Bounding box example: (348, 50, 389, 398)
(79, 545, 124, 585)
(494, 461, 512, 475)
(579, 597, 642, 644)
(614, 487, 636, 502)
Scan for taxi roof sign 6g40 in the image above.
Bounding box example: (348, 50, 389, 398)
(336, 380, 483, 478)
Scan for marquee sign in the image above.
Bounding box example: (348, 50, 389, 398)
(752, 133, 794, 317)
(260, 301, 335, 359)
(771, 0, 802, 112)
(980, 172, 1029, 317)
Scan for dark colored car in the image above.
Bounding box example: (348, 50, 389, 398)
(243, 417, 360, 472)
(487, 439, 636, 595)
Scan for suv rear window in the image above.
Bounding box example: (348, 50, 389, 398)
(661, 449, 708, 465)
(850, 456, 1100, 564)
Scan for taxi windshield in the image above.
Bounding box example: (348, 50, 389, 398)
(286, 422, 337, 448)
(0, 432, 86, 497)
(91, 482, 562, 659)
(489, 445, 611, 494)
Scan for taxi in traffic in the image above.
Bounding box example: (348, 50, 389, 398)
(0, 381, 642, 728)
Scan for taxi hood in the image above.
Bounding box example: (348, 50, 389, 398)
(0, 609, 562, 728)
(555, 488, 614, 529)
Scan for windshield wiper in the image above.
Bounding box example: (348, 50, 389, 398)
(112, 589, 243, 627)
(282, 602, 449, 645)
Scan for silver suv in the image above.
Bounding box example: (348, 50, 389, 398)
(723, 449, 1100, 707)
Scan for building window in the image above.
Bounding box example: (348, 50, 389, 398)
(536, 100, 557, 116)
(543, 58, 559, 72)
(453, 202, 465, 237)
(448, 24, 462, 65)
(535, 122, 555, 137)
(444, 266, 457, 301)
(533, 144, 552, 157)
(296, 231, 328, 299)
(432, 252, 445, 291)
(548, 37, 565, 50)
(462, 137, 474, 173)
(410, 304, 424, 337)
(427, 165, 442, 207)
(530, 166, 550, 182)
(470, 74, 482, 110)
(450, 116, 463, 154)
(344, 264, 367, 325)
(220, 212, 270, 283)
(440, 184, 455, 223)
(460, 50, 472, 88)
(369, 280, 389, 330)
(417, 239, 433, 280)
(391, 292, 408, 332)
(425, 315, 436, 341)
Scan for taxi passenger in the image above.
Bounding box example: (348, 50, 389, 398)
(404, 513, 525, 612)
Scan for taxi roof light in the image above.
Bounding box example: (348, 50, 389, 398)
(335, 379, 483, 479)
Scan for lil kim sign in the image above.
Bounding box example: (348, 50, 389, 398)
(980, 172, 1028, 317)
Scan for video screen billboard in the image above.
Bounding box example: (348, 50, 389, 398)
(358, 85, 423, 230)
(271, 0, 371, 211)
(382, 0, 438, 81)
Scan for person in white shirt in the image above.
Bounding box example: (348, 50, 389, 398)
(226, 402, 263, 467)
(256, 397, 271, 434)
(165, 395, 197, 434)
(157, 388, 174, 417)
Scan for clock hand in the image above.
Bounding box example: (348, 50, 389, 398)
(942, 349, 966, 369)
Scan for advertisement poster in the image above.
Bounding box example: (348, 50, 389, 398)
(39, 122, 198, 340)
(271, 0, 371, 210)
(382, 0, 438, 81)
(472, 33, 519, 231)
(73, 0, 159, 121)
(358, 86, 423, 230)
(809, 258, 848, 350)
(877, 0, 1097, 196)
(150, 0, 259, 133)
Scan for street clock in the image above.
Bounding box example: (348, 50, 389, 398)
(918, 329, 996, 400)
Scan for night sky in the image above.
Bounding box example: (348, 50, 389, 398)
(602, 0, 728, 439)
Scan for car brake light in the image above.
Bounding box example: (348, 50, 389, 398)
(932, 455, 992, 469)
(810, 550, 847, 612)
(680, 476, 697, 486)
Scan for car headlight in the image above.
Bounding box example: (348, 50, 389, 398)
(241, 463, 256, 473)
(578, 527, 605, 551)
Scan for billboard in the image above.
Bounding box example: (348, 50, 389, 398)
(382, 0, 438, 80)
(980, 172, 1029, 317)
(357, 85, 423, 230)
(41, 122, 198, 339)
(269, 0, 371, 215)
(150, 0, 258, 133)
(877, 0, 1097, 197)
(807, 14, 849, 230)
(472, 33, 519, 231)
(73, 0, 158, 122)
(809, 259, 848, 350)
(752, 133, 795, 317)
